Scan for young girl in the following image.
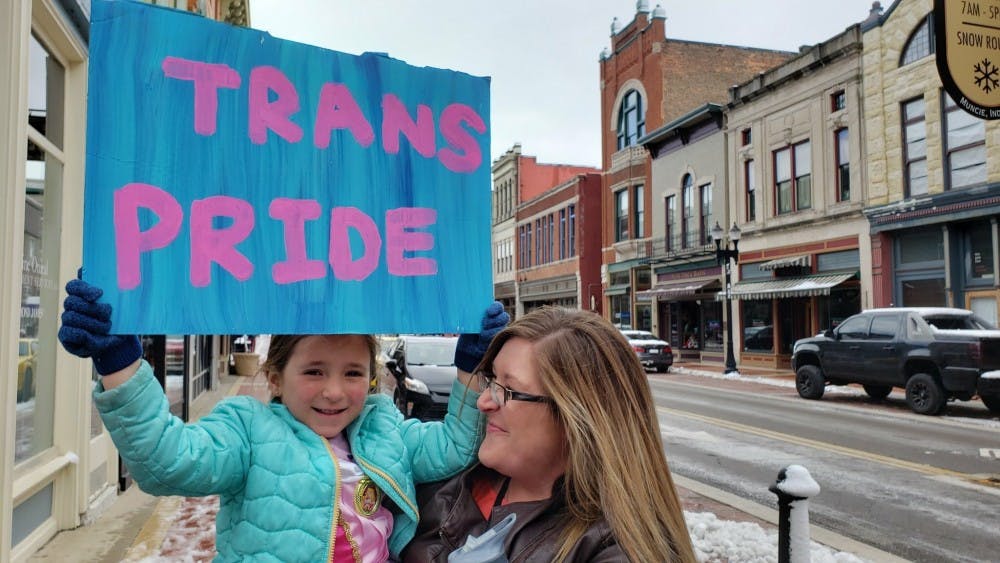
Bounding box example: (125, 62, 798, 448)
(58, 278, 507, 562)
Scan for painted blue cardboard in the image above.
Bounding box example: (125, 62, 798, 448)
(84, 0, 492, 334)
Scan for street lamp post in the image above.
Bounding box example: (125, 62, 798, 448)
(712, 222, 741, 374)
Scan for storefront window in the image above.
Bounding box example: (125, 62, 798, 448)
(678, 301, 702, 349)
(900, 277, 946, 306)
(970, 297, 998, 326)
(17, 35, 65, 463)
(816, 286, 861, 331)
(742, 300, 773, 352)
(702, 300, 723, 350)
(636, 304, 652, 331)
(610, 294, 631, 328)
(898, 229, 944, 265)
(965, 222, 994, 285)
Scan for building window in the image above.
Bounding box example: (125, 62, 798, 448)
(902, 97, 928, 196)
(700, 184, 713, 245)
(526, 223, 532, 266)
(547, 214, 554, 263)
(831, 90, 846, 111)
(943, 92, 986, 189)
(518, 226, 525, 268)
(616, 89, 645, 150)
(835, 128, 850, 201)
(741, 128, 752, 146)
(774, 141, 811, 214)
(17, 34, 66, 463)
(900, 15, 935, 67)
(965, 222, 995, 284)
(665, 195, 676, 251)
(745, 159, 756, 221)
(682, 175, 695, 247)
(615, 189, 629, 242)
(633, 185, 644, 238)
(568, 204, 576, 257)
(559, 209, 566, 260)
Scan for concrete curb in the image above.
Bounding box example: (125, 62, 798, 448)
(673, 474, 909, 562)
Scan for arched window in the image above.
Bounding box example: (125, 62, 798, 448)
(900, 15, 935, 67)
(616, 89, 645, 150)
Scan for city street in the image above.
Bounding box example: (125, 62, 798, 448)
(652, 370, 1000, 563)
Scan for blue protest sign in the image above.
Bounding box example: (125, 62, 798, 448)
(85, 0, 492, 334)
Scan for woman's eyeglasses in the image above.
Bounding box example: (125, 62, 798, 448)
(473, 371, 554, 407)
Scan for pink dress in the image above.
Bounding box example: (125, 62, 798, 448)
(328, 434, 394, 562)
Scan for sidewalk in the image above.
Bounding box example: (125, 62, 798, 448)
(29, 362, 893, 562)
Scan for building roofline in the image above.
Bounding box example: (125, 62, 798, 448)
(639, 103, 724, 146)
(663, 37, 796, 56)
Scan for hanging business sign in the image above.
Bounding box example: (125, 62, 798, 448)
(85, 0, 492, 335)
(934, 0, 1000, 118)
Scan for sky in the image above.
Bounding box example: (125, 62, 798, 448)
(248, 0, 885, 168)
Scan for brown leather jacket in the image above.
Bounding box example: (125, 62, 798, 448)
(401, 464, 627, 562)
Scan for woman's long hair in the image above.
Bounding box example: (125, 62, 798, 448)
(478, 307, 696, 563)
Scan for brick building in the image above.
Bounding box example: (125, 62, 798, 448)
(491, 144, 598, 317)
(598, 1, 793, 330)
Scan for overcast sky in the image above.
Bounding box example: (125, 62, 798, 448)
(249, 0, 885, 168)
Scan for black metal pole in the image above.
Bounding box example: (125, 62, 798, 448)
(723, 257, 737, 373)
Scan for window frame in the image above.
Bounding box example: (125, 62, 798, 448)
(681, 175, 695, 248)
(614, 188, 629, 242)
(633, 184, 644, 239)
(745, 159, 756, 221)
(835, 128, 850, 202)
(616, 89, 645, 150)
(942, 92, 986, 190)
(899, 14, 935, 67)
(901, 96, 928, 197)
(699, 183, 712, 245)
(773, 140, 812, 215)
(665, 195, 676, 252)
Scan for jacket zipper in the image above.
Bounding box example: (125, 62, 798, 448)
(323, 440, 341, 562)
(353, 453, 419, 517)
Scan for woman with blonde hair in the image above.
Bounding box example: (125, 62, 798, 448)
(403, 306, 696, 562)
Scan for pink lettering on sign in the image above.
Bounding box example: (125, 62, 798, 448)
(382, 94, 436, 158)
(161, 57, 241, 136)
(249, 66, 304, 144)
(113, 183, 439, 289)
(313, 83, 375, 149)
(161, 55, 489, 173)
(438, 103, 486, 173)
(385, 208, 437, 276)
(270, 198, 326, 284)
(190, 196, 255, 287)
(114, 183, 184, 290)
(329, 207, 382, 281)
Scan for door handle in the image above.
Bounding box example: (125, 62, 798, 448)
(849, 345, 860, 350)
(883, 346, 895, 351)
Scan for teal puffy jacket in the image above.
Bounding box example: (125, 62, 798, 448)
(94, 361, 484, 561)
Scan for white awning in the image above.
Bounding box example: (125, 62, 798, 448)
(758, 255, 812, 271)
(718, 272, 855, 300)
(636, 279, 720, 299)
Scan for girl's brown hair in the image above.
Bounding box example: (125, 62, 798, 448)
(477, 307, 696, 563)
(262, 335, 380, 397)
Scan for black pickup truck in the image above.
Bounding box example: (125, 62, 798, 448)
(791, 308, 1000, 415)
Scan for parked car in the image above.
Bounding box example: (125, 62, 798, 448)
(17, 338, 38, 402)
(791, 308, 1000, 415)
(619, 330, 673, 373)
(383, 335, 459, 420)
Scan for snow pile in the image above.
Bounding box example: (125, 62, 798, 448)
(685, 511, 866, 563)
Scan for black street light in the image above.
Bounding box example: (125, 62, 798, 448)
(712, 222, 741, 374)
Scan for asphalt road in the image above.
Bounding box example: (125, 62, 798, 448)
(650, 375, 1000, 563)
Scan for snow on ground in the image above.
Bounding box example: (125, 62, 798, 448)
(669, 366, 1000, 429)
(127, 497, 869, 562)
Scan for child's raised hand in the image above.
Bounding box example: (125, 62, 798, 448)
(454, 301, 510, 373)
(58, 277, 143, 375)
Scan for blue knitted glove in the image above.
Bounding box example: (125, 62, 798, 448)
(58, 277, 142, 375)
(454, 301, 510, 373)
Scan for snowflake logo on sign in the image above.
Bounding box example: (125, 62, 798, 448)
(973, 58, 1000, 93)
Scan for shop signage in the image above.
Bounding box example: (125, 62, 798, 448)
(84, 0, 491, 334)
(935, 0, 1000, 118)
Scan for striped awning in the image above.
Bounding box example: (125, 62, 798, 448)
(718, 272, 855, 300)
(758, 255, 811, 271)
(636, 279, 720, 299)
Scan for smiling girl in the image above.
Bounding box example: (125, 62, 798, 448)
(58, 278, 508, 562)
